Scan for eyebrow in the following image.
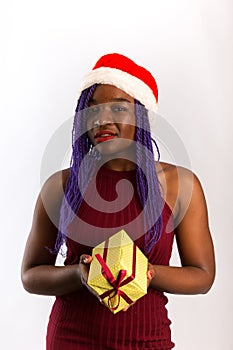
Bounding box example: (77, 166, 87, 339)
(89, 97, 133, 104)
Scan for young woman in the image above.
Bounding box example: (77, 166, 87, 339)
(21, 53, 215, 349)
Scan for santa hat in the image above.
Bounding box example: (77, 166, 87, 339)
(77, 53, 158, 113)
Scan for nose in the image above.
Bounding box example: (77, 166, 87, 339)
(91, 104, 114, 127)
(93, 119, 113, 127)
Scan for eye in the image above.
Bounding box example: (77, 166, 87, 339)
(86, 105, 100, 120)
(111, 104, 128, 113)
(87, 105, 100, 114)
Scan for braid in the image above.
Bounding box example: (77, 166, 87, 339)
(135, 101, 163, 254)
(52, 84, 97, 254)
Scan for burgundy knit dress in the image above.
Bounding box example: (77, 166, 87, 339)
(46, 166, 175, 349)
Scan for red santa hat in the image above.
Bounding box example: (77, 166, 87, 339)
(77, 53, 158, 113)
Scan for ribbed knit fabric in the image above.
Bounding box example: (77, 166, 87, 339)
(46, 166, 175, 349)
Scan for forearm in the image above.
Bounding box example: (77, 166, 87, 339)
(150, 264, 214, 295)
(21, 264, 83, 296)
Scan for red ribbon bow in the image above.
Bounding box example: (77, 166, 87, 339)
(95, 243, 137, 311)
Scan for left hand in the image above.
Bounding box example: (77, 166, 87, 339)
(147, 262, 154, 288)
(122, 262, 154, 312)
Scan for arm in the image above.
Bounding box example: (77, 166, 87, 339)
(149, 167, 215, 294)
(21, 170, 90, 296)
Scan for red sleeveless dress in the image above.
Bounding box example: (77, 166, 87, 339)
(46, 166, 175, 349)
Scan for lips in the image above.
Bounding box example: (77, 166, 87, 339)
(94, 130, 117, 143)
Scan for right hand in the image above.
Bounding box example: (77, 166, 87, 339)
(79, 254, 104, 304)
(79, 254, 92, 285)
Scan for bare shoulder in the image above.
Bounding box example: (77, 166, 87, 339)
(42, 167, 70, 188)
(156, 161, 202, 189)
(41, 168, 70, 197)
(157, 161, 195, 180)
(156, 161, 205, 219)
(38, 168, 70, 223)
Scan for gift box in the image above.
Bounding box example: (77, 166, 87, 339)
(87, 229, 148, 314)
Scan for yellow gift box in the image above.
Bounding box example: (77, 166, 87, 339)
(87, 230, 148, 314)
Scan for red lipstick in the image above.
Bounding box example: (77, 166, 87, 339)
(94, 130, 117, 143)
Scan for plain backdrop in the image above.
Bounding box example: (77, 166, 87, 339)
(1, 0, 232, 349)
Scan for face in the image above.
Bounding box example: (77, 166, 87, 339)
(86, 84, 136, 161)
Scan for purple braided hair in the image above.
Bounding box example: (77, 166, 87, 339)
(52, 84, 98, 254)
(135, 101, 164, 254)
(53, 85, 163, 256)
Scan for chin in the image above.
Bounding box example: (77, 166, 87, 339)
(95, 139, 135, 157)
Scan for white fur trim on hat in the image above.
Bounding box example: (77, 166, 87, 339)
(77, 67, 158, 113)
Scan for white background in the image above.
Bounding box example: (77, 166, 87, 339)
(1, 0, 232, 349)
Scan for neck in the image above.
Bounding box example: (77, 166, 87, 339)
(102, 158, 136, 171)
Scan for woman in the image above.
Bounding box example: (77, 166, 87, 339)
(21, 53, 215, 349)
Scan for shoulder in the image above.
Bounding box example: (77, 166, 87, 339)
(41, 168, 70, 194)
(39, 168, 70, 216)
(157, 161, 195, 180)
(156, 161, 201, 189)
(156, 161, 205, 219)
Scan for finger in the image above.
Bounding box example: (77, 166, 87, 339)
(122, 307, 129, 312)
(79, 262, 90, 285)
(98, 296, 104, 304)
(85, 284, 104, 304)
(79, 254, 92, 264)
(122, 302, 135, 312)
(122, 306, 131, 312)
(147, 270, 153, 280)
(147, 263, 154, 287)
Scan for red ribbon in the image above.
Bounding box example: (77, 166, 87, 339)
(95, 242, 137, 311)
